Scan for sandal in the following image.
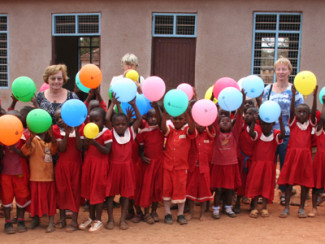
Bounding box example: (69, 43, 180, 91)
(298, 208, 307, 218)
(308, 208, 317, 217)
(45, 224, 56, 233)
(119, 220, 129, 230)
(151, 212, 159, 222)
(143, 213, 154, 225)
(280, 195, 286, 206)
(54, 220, 66, 229)
(261, 209, 269, 217)
(65, 224, 78, 233)
(279, 208, 290, 218)
(249, 209, 259, 218)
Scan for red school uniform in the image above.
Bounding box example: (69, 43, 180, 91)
(81, 127, 112, 205)
(278, 117, 315, 188)
(162, 124, 197, 204)
(53, 125, 83, 213)
(245, 130, 283, 201)
(106, 127, 137, 198)
(135, 125, 164, 208)
(312, 129, 325, 189)
(210, 114, 243, 190)
(186, 127, 215, 202)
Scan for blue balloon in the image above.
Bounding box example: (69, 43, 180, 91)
(164, 89, 189, 117)
(242, 75, 264, 98)
(111, 78, 137, 103)
(61, 99, 88, 127)
(75, 72, 90, 93)
(121, 93, 152, 117)
(259, 101, 281, 123)
(217, 87, 243, 112)
(319, 87, 325, 104)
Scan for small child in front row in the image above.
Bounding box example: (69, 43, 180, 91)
(21, 126, 57, 233)
(186, 124, 215, 221)
(245, 114, 285, 218)
(278, 85, 317, 218)
(105, 95, 142, 230)
(161, 106, 196, 225)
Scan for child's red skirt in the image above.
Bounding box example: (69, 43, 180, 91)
(210, 164, 241, 190)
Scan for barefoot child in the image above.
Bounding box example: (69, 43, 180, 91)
(79, 107, 112, 232)
(278, 85, 317, 218)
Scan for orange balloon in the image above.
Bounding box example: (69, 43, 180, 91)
(79, 64, 102, 89)
(0, 115, 23, 146)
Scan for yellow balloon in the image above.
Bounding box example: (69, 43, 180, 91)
(204, 86, 218, 104)
(125, 69, 139, 83)
(294, 71, 317, 96)
(83, 123, 99, 139)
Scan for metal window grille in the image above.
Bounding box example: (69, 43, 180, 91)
(78, 37, 100, 68)
(53, 14, 100, 36)
(0, 15, 8, 87)
(251, 13, 302, 84)
(153, 14, 197, 37)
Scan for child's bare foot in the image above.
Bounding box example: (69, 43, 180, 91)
(308, 208, 317, 217)
(45, 223, 55, 233)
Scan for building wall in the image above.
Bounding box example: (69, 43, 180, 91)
(0, 0, 324, 109)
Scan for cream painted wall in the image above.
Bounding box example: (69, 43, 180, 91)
(0, 0, 324, 110)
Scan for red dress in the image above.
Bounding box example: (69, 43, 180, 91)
(136, 125, 164, 208)
(53, 125, 83, 213)
(313, 129, 325, 189)
(277, 117, 315, 188)
(81, 128, 112, 205)
(246, 130, 282, 200)
(106, 127, 136, 198)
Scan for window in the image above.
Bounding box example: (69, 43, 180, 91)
(79, 37, 100, 67)
(251, 13, 302, 84)
(0, 15, 8, 88)
(52, 13, 100, 36)
(152, 13, 197, 37)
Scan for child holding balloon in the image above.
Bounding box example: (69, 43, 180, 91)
(278, 85, 317, 218)
(79, 107, 112, 232)
(53, 108, 83, 232)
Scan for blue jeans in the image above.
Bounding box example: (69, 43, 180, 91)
(275, 135, 289, 193)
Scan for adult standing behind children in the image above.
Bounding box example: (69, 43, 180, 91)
(260, 57, 304, 205)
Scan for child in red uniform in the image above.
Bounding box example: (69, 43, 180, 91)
(136, 103, 164, 224)
(21, 126, 57, 233)
(161, 107, 196, 225)
(246, 115, 285, 218)
(1, 110, 30, 234)
(278, 86, 317, 218)
(53, 108, 83, 232)
(186, 124, 215, 220)
(79, 107, 112, 232)
(210, 95, 245, 219)
(105, 96, 142, 230)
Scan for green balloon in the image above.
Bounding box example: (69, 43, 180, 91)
(108, 86, 113, 100)
(163, 89, 189, 117)
(12, 76, 36, 102)
(26, 109, 52, 134)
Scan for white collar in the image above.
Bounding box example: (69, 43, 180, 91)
(113, 128, 131, 144)
(296, 120, 309, 131)
(260, 133, 274, 142)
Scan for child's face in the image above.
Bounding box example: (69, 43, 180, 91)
(89, 112, 104, 131)
(112, 116, 128, 136)
(244, 108, 256, 125)
(243, 100, 254, 113)
(219, 117, 232, 132)
(260, 121, 274, 135)
(54, 109, 65, 128)
(172, 114, 186, 130)
(295, 105, 309, 123)
(147, 110, 158, 126)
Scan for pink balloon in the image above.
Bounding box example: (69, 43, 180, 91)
(177, 83, 194, 100)
(213, 77, 239, 99)
(191, 99, 218, 126)
(142, 76, 166, 102)
(39, 83, 50, 92)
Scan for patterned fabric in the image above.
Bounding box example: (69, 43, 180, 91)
(262, 83, 304, 135)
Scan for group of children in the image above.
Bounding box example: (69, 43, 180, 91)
(0, 82, 325, 235)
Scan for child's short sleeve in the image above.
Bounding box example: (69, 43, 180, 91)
(274, 130, 283, 145)
(103, 129, 113, 144)
(186, 126, 197, 139)
(136, 132, 144, 145)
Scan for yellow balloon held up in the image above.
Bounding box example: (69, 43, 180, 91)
(294, 71, 317, 96)
(204, 86, 218, 104)
(125, 69, 139, 83)
(83, 123, 99, 139)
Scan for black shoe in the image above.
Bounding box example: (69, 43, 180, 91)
(28, 217, 40, 229)
(164, 214, 173, 224)
(4, 222, 16, 234)
(113, 201, 120, 208)
(17, 221, 27, 233)
(176, 215, 187, 225)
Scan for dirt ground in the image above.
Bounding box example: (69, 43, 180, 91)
(1, 190, 325, 244)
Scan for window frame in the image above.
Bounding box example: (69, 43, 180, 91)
(0, 14, 8, 89)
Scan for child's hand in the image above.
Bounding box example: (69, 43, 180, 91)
(11, 94, 18, 103)
(85, 138, 95, 145)
(291, 84, 296, 94)
(314, 85, 318, 97)
(128, 97, 136, 106)
(141, 155, 151, 164)
(150, 101, 158, 108)
(126, 107, 135, 120)
(241, 89, 247, 102)
(111, 92, 120, 105)
(64, 126, 72, 135)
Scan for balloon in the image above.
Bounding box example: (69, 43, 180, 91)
(11, 76, 36, 102)
(108, 86, 113, 100)
(204, 86, 218, 104)
(217, 87, 243, 112)
(294, 71, 317, 96)
(237, 77, 252, 100)
(39, 83, 50, 92)
(121, 93, 152, 116)
(111, 78, 137, 103)
(125, 69, 139, 83)
(61, 99, 88, 127)
(213, 77, 239, 99)
(75, 72, 90, 93)
(191, 99, 218, 126)
(259, 101, 281, 123)
(163, 89, 189, 117)
(79, 64, 102, 89)
(26, 109, 52, 134)
(177, 83, 194, 100)
(0, 115, 24, 146)
(241, 75, 264, 98)
(83, 123, 99, 139)
(319, 87, 325, 104)
(142, 76, 166, 102)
